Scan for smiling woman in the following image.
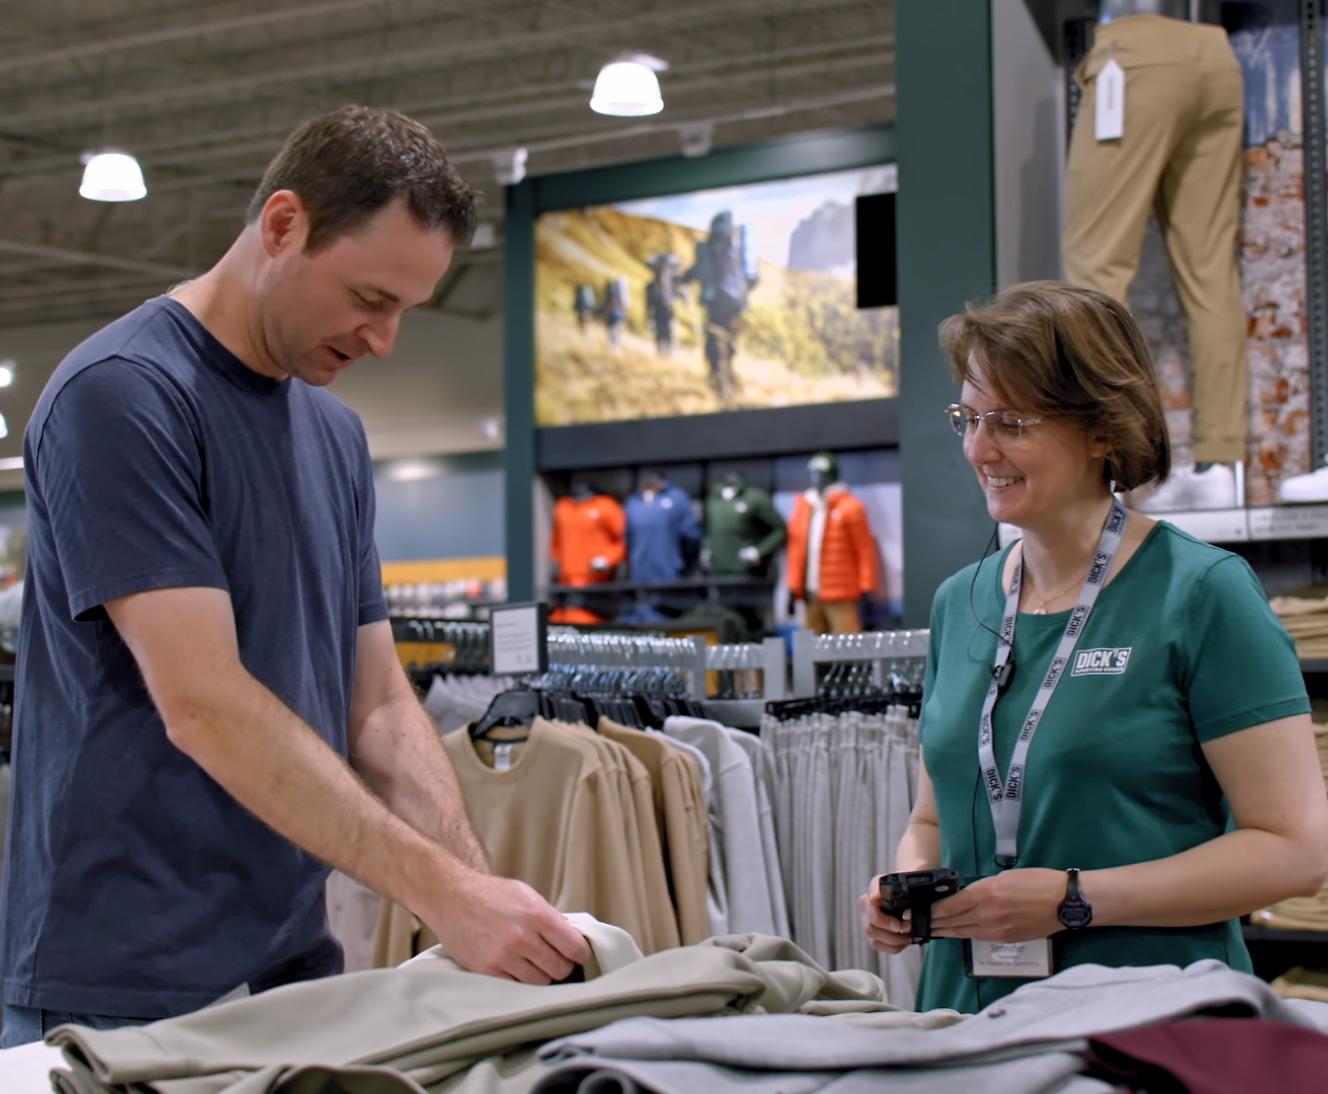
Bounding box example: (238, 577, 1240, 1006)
(859, 280, 1328, 1016)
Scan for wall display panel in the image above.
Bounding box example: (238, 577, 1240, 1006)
(534, 165, 898, 427)
(535, 447, 902, 636)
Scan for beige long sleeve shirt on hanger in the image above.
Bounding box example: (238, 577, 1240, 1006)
(598, 718, 711, 945)
(437, 718, 657, 953)
(549, 719, 679, 953)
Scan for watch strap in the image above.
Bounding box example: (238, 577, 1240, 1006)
(1057, 867, 1093, 930)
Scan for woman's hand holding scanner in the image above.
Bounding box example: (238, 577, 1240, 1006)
(860, 876, 915, 956)
(862, 868, 961, 954)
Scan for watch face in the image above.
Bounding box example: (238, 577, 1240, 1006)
(1058, 900, 1093, 929)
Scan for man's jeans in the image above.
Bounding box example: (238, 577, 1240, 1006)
(1, 1004, 151, 1049)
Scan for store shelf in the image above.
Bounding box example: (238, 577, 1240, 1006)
(1154, 502, 1328, 544)
(549, 576, 777, 595)
(1242, 923, 1328, 946)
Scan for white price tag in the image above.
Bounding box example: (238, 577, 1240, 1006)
(1095, 59, 1125, 141)
(967, 938, 1053, 979)
(490, 604, 545, 676)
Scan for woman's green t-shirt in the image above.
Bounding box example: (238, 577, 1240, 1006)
(915, 521, 1309, 1013)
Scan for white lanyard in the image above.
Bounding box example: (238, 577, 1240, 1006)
(978, 498, 1127, 867)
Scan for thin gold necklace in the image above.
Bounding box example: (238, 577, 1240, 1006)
(1023, 561, 1089, 615)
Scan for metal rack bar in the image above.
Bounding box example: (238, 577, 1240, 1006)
(791, 628, 930, 698)
(1303, 0, 1328, 468)
(703, 636, 788, 701)
(545, 631, 709, 700)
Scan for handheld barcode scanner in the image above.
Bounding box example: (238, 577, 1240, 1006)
(878, 868, 961, 944)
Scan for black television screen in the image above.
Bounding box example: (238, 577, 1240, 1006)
(534, 164, 897, 428)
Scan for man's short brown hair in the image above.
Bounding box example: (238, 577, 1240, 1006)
(246, 105, 480, 253)
(939, 281, 1171, 492)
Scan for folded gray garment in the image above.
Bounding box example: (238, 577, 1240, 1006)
(533, 1050, 1109, 1094)
(45, 934, 891, 1094)
(536, 959, 1320, 1082)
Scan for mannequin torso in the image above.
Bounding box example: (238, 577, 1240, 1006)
(1098, 0, 1191, 22)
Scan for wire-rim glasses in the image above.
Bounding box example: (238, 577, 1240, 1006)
(944, 403, 1045, 444)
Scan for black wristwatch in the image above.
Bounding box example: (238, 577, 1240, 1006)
(1057, 868, 1093, 930)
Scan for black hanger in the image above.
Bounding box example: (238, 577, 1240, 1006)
(472, 689, 539, 739)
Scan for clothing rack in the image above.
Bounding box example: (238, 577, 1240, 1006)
(702, 637, 788, 729)
(790, 628, 930, 699)
(705, 638, 788, 700)
(392, 619, 493, 678)
(544, 631, 709, 701)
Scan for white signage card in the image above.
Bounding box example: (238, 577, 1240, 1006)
(1096, 59, 1125, 141)
(490, 604, 545, 676)
(1248, 504, 1328, 541)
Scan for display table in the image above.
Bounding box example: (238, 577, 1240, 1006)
(0, 1038, 65, 1094)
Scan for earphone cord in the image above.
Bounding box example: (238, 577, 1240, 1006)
(968, 521, 1004, 644)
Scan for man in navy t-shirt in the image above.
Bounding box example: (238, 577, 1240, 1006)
(0, 106, 589, 1046)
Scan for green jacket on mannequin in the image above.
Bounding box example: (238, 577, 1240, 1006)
(703, 482, 787, 578)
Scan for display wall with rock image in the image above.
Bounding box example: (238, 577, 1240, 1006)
(1126, 7, 1309, 506)
(534, 165, 898, 427)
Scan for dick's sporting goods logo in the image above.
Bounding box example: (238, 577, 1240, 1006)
(1071, 647, 1133, 676)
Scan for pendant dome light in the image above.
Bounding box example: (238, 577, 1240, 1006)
(590, 53, 668, 117)
(79, 151, 147, 202)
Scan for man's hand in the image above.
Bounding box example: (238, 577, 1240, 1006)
(859, 875, 915, 956)
(427, 872, 593, 983)
(927, 869, 1064, 943)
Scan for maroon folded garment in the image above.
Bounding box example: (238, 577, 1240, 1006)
(1084, 1016, 1328, 1094)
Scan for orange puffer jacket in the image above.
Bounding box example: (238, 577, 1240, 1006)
(786, 487, 880, 602)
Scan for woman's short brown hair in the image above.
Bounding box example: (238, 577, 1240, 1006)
(938, 281, 1170, 491)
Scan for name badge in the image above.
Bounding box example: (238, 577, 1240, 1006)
(964, 938, 1053, 979)
(1095, 58, 1125, 141)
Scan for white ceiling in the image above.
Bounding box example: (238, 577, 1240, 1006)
(0, 0, 893, 328)
(0, 0, 894, 484)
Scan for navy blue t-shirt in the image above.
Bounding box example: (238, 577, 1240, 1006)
(0, 297, 388, 1017)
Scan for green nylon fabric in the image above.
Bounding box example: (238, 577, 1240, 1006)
(915, 521, 1309, 1013)
(703, 484, 787, 577)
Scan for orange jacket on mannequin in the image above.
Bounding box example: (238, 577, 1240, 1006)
(551, 494, 627, 586)
(786, 486, 879, 603)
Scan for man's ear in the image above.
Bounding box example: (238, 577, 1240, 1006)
(258, 190, 307, 257)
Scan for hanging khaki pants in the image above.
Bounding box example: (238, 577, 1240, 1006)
(1063, 15, 1247, 465)
(803, 596, 861, 635)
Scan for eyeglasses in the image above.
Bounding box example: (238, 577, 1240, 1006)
(944, 404, 1045, 444)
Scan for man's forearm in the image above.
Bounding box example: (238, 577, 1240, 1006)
(162, 663, 472, 913)
(349, 692, 490, 873)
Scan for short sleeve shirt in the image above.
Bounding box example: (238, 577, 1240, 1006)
(0, 297, 388, 1018)
(916, 522, 1309, 1014)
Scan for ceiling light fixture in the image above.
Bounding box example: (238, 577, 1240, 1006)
(492, 148, 528, 187)
(79, 151, 147, 202)
(0, 360, 14, 388)
(590, 53, 668, 117)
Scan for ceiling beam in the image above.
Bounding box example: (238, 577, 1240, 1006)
(137, 82, 893, 196)
(0, 0, 394, 78)
(0, 239, 193, 280)
(0, 33, 894, 180)
(0, 0, 819, 132)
